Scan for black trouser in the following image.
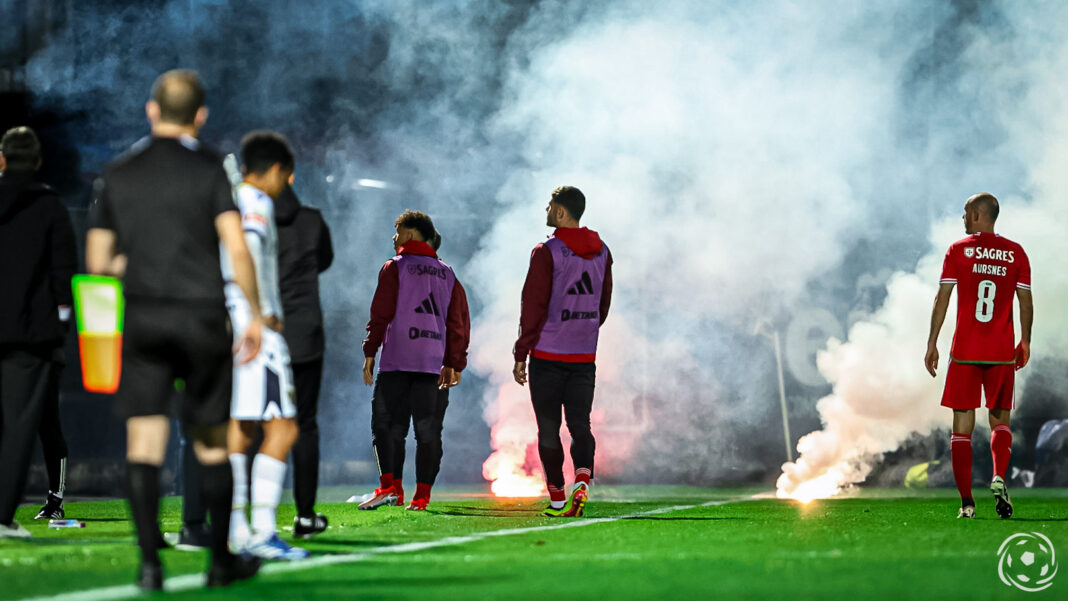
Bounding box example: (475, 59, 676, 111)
(392, 387, 450, 485)
(529, 357, 596, 489)
(0, 347, 54, 524)
(38, 361, 68, 495)
(371, 371, 443, 486)
(291, 358, 323, 517)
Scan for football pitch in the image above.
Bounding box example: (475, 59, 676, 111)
(2, 486, 1065, 600)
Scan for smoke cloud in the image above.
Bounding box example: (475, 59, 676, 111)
(778, 0, 1068, 498)
(16, 0, 1068, 491)
(469, 0, 989, 489)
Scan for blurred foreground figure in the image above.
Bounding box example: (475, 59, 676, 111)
(513, 186, 612, 518)
(0, 126, 76, 537)
(925, 192, 1033, 519)
(274, 184, 333, 537)
(86, 69, 264, 589)
(224, 132, 308, 561)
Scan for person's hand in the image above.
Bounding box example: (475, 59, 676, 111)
(513, 361, 527, 385)
(451, 370, 462, 387)
(1015, 341, 1030, 371)
(438, 366, 458, 390)
(264, 315, 284, 332)
(234, 319, 263, 364)
(363, 357, 375, 386)
(924, 344, 939, 377)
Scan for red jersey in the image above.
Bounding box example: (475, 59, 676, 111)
(939, 232, 1030, 364)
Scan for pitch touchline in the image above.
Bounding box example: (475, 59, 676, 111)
(20, 496, 751, 601)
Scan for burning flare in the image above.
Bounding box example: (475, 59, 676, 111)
(481, 384, 545, 497)
(777, 267, 947, 502)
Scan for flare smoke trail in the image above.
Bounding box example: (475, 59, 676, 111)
(778, 1, 1068, 500)
(470, 1, 965, 492)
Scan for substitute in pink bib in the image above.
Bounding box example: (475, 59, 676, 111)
(513, 186, 613, 518)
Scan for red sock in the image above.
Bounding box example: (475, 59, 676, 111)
(379, 473, 393, 490)
(394, 479, 404, 499)
(991, 425, 1012, 479)
(547, 483, 566, 504)
(950, 433, 973, 502)
(575, 468, 592, 486)
(414, 483, 432, 501)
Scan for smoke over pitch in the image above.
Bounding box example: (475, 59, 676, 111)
(17, 0, 1067, 489)
(779, 2, 1068, 499)
(473, 0, 1068, 493)
(471, 0, 968, 490)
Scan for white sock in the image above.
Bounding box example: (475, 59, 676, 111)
(549, 500, 566, 510)
(229, 453, 250, 541)
(251, 453, 286, 538)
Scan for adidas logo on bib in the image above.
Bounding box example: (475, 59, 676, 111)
(567, 272, 594, 295)
(415, 292, 441, 316)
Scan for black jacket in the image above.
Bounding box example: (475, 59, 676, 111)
(0, 171, 77, 348)
(275, 186, 333, 363)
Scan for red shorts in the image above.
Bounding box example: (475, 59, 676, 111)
(941, 360, 1015, 411)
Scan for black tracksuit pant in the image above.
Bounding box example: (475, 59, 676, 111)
(0, 347, 54, 523)
(291, 358, 323, 517)
(38, 359, 68, 495)
(371, 371, 445, 486)
(391, 387, 449, 486)
(529, 357, 596, 489)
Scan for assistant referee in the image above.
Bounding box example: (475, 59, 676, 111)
(86, 70, 264, 589)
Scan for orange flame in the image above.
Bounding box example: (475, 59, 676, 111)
(481, 384, 545, 497)
(775, 470, 843, 504)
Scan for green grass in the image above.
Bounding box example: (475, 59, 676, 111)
(2, 487, 1067, 600)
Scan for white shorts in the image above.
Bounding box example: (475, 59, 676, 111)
(226, 284, 296, 421)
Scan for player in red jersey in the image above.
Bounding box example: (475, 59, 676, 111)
(925, 193, 1033, 519)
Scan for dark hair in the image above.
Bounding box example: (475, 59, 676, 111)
(1, 126, 41, 171)
(429, 230, 442, 251)
(151, 69, 205, 125)
(394, 209, 436, 243)
(240, 130, 295, 175)
(551, 186, 585, 221)
(967, 192, 1000, 222)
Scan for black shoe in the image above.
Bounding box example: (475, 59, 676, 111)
(293, 513, 328, 538)
(207, 553, 262, 587)
(137, 562, 163, 591)
(991, 476, 1014, 519)
(176, 523, 212, 551)
(35, 492, 64, 520)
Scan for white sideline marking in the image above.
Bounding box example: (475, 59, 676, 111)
(19, 497, 747, 601)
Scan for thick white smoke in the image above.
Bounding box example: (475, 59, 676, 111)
(778, 1, 1068, 499)
(466, 1, 967, 490)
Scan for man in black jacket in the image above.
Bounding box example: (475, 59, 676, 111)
(0, 126, 77, 538)
(275, 185, 333, 536)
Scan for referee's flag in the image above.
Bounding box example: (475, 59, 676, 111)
(72, 275, 124, 393)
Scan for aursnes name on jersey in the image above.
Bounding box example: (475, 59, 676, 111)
(972, 263, 1008, 276)
(964, 246, 1015, 262)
